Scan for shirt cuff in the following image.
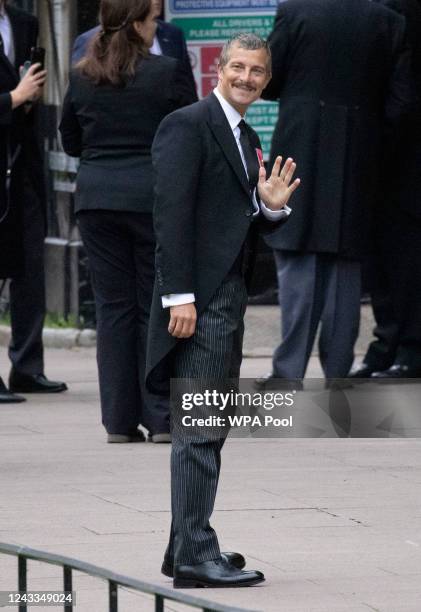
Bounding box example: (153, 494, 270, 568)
(162, 293, 196, 308)
(260, 200, 292, 221)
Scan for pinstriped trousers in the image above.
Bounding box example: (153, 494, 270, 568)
(166, 272, 248, 566)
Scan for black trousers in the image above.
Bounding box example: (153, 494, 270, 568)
(77, 210, 169, 435)
(8, 181, 45, 375)
(166, 272, 248, 565)
(364, 210, 421, 368)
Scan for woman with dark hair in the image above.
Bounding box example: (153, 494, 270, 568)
(59, 0, 196, 442)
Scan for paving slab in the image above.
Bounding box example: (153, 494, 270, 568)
(0, 337, 420, 612)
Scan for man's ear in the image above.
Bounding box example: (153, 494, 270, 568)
(264, 72, 272, 88)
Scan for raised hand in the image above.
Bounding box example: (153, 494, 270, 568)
(257, 156, 300, 211)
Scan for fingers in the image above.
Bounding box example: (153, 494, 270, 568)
(283, 159, 297, 185)
(288, 177, 301, 194)
(271, 155, 282, 178)
(168, 304, 197, 338)
(25, 63, 41, 76)
(22, 64, 47, 85)
(270, 156, 297, 185)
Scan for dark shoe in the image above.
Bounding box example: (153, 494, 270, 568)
(107, 430, 146, 443)
(248, 288, 278, 305)
(0, 377, 26, 404)
(371, 364, 421, 379)
(162, 552, 245, 578)
(9, 371, 68, 394)
(173, 558, 264, 588)
(148, 432, 171, 444)
(254, 372, 303, 391)
(348, 363, 377, 378)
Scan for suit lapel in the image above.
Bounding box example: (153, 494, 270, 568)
(205, 93, 251, 198)
(0, 50, 18, 83)
(156, 21, 175, 57)
(7, 7, 28, 71)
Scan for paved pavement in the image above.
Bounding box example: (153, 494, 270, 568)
(242, 304, 375, 358)
(1, 307, 421, 612)
(0, 304, 376, 356)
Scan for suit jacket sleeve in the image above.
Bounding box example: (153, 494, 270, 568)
(0, 93, 13, 124)
(20, 15, 39, 129)
(152, 110, 202, 296)
(384, 13, 413, 125)
(72, 31, 90, 65)
(59, 74, 83, 157)
(176, 31, 198, 102)
(262, 4, 290, 101)
(71, 34, 84, 65)
(171, 60, 198, 108)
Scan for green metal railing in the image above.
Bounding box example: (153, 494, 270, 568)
(0, 543, 257, 612)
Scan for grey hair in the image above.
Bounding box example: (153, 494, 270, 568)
(219, 33, 272, 72)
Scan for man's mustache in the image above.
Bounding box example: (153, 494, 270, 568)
(232, 81, 256, 91)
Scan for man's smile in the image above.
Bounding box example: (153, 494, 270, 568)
(232, 82, 255, 92)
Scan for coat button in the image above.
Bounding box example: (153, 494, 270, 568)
(245, 209, 253, 217)
(354, 105, 360, 110)
(319, 100, 325, 107)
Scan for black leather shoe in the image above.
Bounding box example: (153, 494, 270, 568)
(348, 363, 377, 378)
(9, 371, 68, 394)
(161, 551, 245, 578)
(371, 364, 421, 379)
(173, 558, 264, 588)
(107, 430, 146, 443)
(0, 377, 26, 403)
(254, 372, 303, 391)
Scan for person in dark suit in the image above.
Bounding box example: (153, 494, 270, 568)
(147, 33, 300, 587)
(71, 0, 196, 101)
(0, 35, 46, 402)
(0, 0, 68, 396)
(60, 0, 196, 443)
(351, 0, 421, 379)
(255, 0, 412, 387)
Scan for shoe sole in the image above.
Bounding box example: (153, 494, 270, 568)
(9, 387, 68, 394)
(162, 555, 246, 578)
(173, 576, 264, 588)
(0, 397, 26, 403)
(107, 434, 145, 443)
(150, 433, 171, 443)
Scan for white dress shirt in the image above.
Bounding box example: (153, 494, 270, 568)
(150, 35, 163, 56)
(0, 7, 15, 66)
(161, 87, 291, 309)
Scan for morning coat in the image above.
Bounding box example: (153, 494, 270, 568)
(262, 0, 413, 259)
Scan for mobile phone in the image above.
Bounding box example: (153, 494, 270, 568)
(30, 47, 46, 71)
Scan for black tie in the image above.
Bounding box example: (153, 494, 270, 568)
(238, 119, 259, 192)
(0, 32, 4, 54)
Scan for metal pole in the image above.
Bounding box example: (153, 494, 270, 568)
(63, 565, 73, 611)
(18, 555, 27, 612)
(109, 581, 118, 612)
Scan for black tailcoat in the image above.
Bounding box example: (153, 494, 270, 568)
(146, 93, 286, 392)
(262, 0, 412, 260)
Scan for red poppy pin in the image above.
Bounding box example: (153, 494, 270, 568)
(255, 148, 264, 167)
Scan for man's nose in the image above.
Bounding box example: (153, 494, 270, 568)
(239, 69, 252, 82)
